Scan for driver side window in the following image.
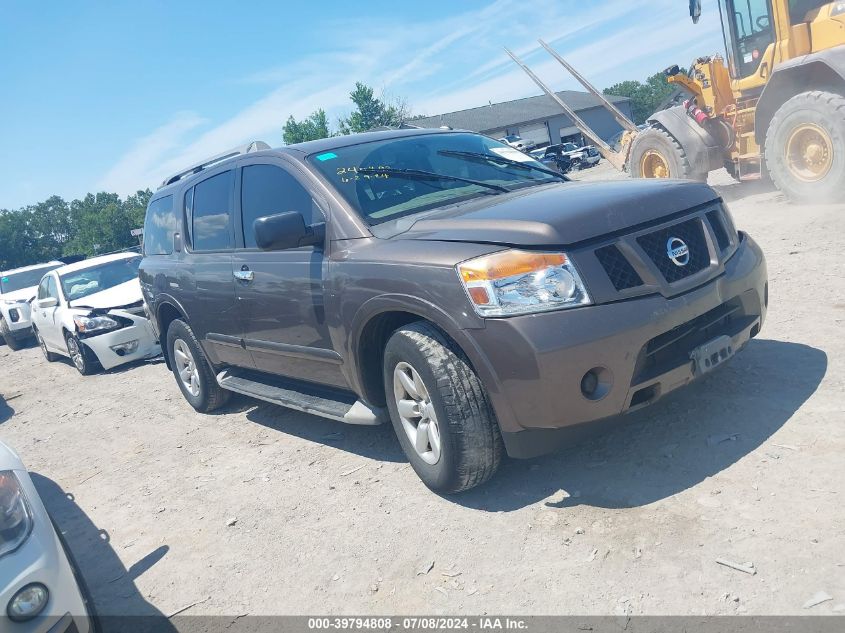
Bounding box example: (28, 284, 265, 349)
(240, 164, 323, 249)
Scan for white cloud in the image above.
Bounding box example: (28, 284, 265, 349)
(97, 112, 207, 193)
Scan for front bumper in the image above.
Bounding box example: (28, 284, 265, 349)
(2, 303, 34, 336)
(0, 470, 91, 633)
(81, 310, 161, 370)
(466, 234, 767, 458)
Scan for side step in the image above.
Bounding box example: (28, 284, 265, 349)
(216, 369, 387, 425)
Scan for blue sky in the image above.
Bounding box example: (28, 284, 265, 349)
(0, 0, 724, 209)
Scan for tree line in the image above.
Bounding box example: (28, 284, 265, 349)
(0, 191, 151, 270)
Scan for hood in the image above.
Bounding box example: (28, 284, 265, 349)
(69, 278, 143, 310)
(394, 179, 720, 247)
(0, 287, 37, 303)
(0, 439, 25, 471)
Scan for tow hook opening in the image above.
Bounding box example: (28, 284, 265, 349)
(629, 384, 659, 409)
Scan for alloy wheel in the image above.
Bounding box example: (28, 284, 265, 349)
(173, 338, 201, 397)
(67, 337, 85, 372)
(393, 361, 441, 465)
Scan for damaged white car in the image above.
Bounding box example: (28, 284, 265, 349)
(30, 252, 161, 375)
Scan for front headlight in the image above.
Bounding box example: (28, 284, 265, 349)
(0, 471, 34, 559)
(73, 314, 121, 334)
(457, 249, 591, 317)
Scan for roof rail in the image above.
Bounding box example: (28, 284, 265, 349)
(158, 140, 271, 189)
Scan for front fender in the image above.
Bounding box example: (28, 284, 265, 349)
(647, 105, 724, 174)
(346, 294, 516, 429)
(756, 45, 845, 143)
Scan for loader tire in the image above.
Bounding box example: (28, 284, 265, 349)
(765, 90, 845, 203)
(630, 127, 706, 181)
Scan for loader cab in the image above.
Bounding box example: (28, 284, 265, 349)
(719, 0, 836, 80)
(719, 0, 777, 79)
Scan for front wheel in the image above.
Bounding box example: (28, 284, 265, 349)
(765, 90, 845, 203)
(383, 322, 503, 493)
(0, 319, 25, 351)
(66, 334, 100, 375)
(166, 319, 229, 412)
(630, 127, 706, 180)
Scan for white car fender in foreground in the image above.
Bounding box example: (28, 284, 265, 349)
(0, 441, 92, 631)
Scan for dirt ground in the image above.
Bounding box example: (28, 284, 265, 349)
(1, 163, 843, 618)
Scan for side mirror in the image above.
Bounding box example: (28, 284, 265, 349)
(253, 212, 324, 251)
(37, 297, 58, 309)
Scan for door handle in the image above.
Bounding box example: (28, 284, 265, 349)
(234, 270, 254, 282)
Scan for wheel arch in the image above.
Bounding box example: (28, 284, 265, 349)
(756, 52, 845, 144)
(348, 296, 505, 420)
(155, 300, 187, 369)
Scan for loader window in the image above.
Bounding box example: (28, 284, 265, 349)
(720, 0, 775, 78)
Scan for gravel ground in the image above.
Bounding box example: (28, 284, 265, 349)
(1, 163, 843, 618)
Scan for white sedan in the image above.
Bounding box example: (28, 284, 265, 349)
(0, 440, 94, 631)
(30, 252, 161, 375)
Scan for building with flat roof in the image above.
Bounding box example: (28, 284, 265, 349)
(411, 90, 632, 148)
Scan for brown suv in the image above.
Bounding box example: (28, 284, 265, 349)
(139, 129, 767, 493)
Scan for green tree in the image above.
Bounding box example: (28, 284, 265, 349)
(604, 71, 684, 124)
(283, 109, 331, 144)
(337, 83, 408, 134)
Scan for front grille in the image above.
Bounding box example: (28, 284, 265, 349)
(637, 217, 710, 283)
(707, 209, 731, 251)
(595, 244, 643, 290)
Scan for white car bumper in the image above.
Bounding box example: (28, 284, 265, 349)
(82, 310, 161, 371)
(2, 302, 34, 336)
(0, 469, 91, 633)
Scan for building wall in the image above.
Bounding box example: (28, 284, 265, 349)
(485, 101, 634, 148)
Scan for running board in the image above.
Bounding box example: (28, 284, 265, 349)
(216, 369, 387, 425)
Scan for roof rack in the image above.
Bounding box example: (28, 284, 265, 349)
(158, 140, 271, 189)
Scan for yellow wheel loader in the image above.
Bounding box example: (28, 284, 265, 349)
(508, 0, 845, 202)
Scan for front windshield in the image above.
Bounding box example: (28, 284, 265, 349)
(59, 256, 141, 302)
(308, 133, 559, 225)
(0, 264, 62, 294)
(720, 0, 774, 78)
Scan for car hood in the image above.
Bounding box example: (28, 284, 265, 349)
(0, 287, 37, 303)
(393, 179, 720, 247)
(69, 279, 143, 310)
(0, 439, 25, 471)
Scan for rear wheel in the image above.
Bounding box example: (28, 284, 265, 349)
(66, 334, 100, 376)
(35, 329, 59, 362)
(0, 319, 25, 351)
(166, 319, 229, 412)
(382, 322, 503, 493)
(765, 90, 845, 203)
(630, 127, 706, 180)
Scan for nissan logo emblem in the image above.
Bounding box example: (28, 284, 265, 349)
(666, 237, 690, 266)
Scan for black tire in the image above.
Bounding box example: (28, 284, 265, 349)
(65, 333, 100, 376)
(34, 328, 59, 362)
(382, 321, 503, 493)
(0, 318, 25, 351)
(166, 319, 229, 412)
(764, 90, 845, 203)
(630, 127, 706, 180)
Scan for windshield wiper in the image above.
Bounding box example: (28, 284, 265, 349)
(355, 167, 509, 194)
(437, 150, 568, 181)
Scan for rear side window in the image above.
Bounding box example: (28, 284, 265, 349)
(192, 171, 234, 251)
(142, 195, 176, 256)
(241, 164, 321, 248)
